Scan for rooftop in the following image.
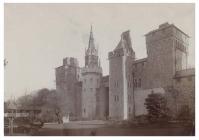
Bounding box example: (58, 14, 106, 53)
(145, 22, 190, 37)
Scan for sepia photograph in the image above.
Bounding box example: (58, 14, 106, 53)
(4, 3, 195, 136)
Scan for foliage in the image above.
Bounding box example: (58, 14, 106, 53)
(145, 92, 170, 123)
(16, 88, 63, 123)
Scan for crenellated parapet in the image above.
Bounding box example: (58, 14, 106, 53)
(81, 66, 102, 75)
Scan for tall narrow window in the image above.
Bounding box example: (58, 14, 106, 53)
(134, 79, 137, 88)
(139, 78, 141, 87)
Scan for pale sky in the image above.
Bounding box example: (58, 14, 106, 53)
(4, 3, 195, 100)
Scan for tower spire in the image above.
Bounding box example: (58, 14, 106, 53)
(89, 25, 94, 45)
(86, 25, 97, 56)
(85, 25, 99, 67)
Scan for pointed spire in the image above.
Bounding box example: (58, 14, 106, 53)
(90, 24, 93, 34)
(86, 25, 97, 56)
(89, 24, 94, 45)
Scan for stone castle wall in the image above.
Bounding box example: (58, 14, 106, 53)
(55, 23, 194, 121)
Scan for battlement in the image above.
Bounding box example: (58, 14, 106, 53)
(108, 48, 124, 59)
(63, 57, 79, 67)
(82, 66, 102, 75)
(108, 48, 135, 59)
(145, 23, 189, 45)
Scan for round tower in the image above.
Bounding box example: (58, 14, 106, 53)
(81, 26, 102, 119)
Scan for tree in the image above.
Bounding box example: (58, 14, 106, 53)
(145, 91, 170, 122)
(16, 88, 63, 123)
(45, 90, 63, 123)
(32, 88, 50, 107)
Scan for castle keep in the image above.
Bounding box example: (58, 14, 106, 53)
(55, 23, 195, 120)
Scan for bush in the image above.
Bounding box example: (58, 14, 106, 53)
(145, 92, 170, 123)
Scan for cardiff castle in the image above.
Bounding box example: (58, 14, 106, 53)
(55, 23, 195, 120)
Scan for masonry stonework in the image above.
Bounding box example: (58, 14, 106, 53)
(55, 23, 195, 121)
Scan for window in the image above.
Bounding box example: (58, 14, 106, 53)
(129, 107, 131, 113)
(139, 78, 141, 87)
(176, 78, 181, 83)
(134, 64, 137, 69)
(115, 81, 119, 87)
(84, 108, 86, 113)
(114, 95, 119, 102)
(134, 79, 137, 88)
(187, 77, 192, 82)
(128, 95, 131, 101)
(90, 78, 93, 82)
(90, 88, 93, 92)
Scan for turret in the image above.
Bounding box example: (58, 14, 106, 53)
(85, 25, 100, 67)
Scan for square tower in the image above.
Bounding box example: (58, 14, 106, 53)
(108, 31, 135, 120)
(145, 23, 189, 88)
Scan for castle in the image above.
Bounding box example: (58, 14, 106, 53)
(55, 23, 195, 120)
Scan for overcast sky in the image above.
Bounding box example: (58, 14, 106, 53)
(4, 3, 195, 100)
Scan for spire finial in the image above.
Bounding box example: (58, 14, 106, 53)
(90, 24, 93, 33)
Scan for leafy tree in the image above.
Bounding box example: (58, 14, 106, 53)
(145, 91, 170, 122)
(16, 88, 63, 123)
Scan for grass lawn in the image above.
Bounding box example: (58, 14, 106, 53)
(34, 122, 194, 136)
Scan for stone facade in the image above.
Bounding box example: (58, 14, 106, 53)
(108, 22, 194, 120)
(108, 31, 135, 120)
(55, 57, 81, 119)
(166, 68, 195, 118)
(55, 23, 195, 121)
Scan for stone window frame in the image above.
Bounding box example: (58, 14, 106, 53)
(187, 76, 192, 82)
(114, 95, 119, 102)
(90, 78, 93, 83)
(128, 94, 131, 101)
(134, 79, 137, 88)
(176, 78, 181, 83)
(138, 78, 141, 87)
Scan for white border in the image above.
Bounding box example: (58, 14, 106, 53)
(1, 0, 198, 140)
(3, 0, 197, 3)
